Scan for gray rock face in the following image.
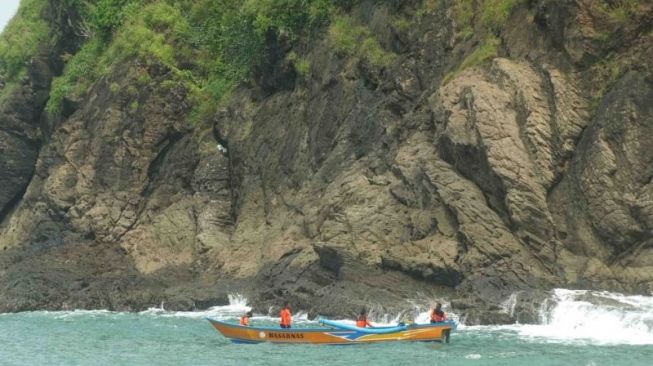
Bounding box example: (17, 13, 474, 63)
(575, 73, 652, 252)
(0, 0, 651, 324)
(559, 71, 653, 293)
(0, 59, 50, 220)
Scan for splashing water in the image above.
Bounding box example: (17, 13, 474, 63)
(1, 289, 652, 365)
(10, 288, 653, 345)
(135, 294, 311, 324)
(501, 293, 518, 317)
(138, 295, 250, 319)
(509, 289, 653, 345)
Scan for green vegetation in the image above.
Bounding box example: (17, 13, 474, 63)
(459, 36, 500, 71)
(587, 0, 644, 104)
(0, 0, 49, 81)
(361, 37, 395, 67)
(295, 59, 311, 77)
(183, 0, 334, 122)
(287, 51, 310, 78)
(328, 16, 396, 67)
(442, 0, 527, 84)
(90, 0, 143, 40)
(0, 79, 20, 106)
(46, 38, 104, 115)
(598, 0, 642, 24)
(42, 0, 337, 118)
(453, 0, 475, 39)
(3, 0, 398, 120)
(102, 3, 189, 68)
(443, 36, 500, 84)
(392, 18, 411, 33)
(416, 0, 438, 17)
(480, 0, 525, 32)
(452, 0, 526, 37)
(328, 16, 359, 54)
(129, 100, 139, 113)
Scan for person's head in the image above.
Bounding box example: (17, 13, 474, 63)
(435, 303, 442, 311)
(359, 308, 367, 317)
(283, 301, 290, 309)
(246, 311, 253, 317)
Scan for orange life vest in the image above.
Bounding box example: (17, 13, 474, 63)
(430, 309, 446, 322)
(356, 318, 372, 328)
(280, 308, 292, 327)
(240, 315, 249, 326)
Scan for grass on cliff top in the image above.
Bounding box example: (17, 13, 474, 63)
(103, 3, 191, 69)
(328, 15, 396, 67)
(47, 2, 191, 115)
(45, 0, 336, 119)
(0, 0, 49, 82)
(46, 37, 104, 116)
(7, 0, 397, 120)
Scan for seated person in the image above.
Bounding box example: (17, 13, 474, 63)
(430, 303, 447, 323)
(240, 311, 253, 326)
(356, 309, 373, 328)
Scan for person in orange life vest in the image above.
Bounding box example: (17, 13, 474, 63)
(280, 302, 292, 328)
(356, 308, 373, 328)
(430, 303, 447, 323)
(240, 311, 253, 326)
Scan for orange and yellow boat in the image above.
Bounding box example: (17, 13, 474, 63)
(206, 318, 456, 345)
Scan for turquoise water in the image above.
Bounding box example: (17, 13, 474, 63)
(1, 308, 651, 366)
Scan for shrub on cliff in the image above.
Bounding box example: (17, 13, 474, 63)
(45, 0, 336, 118)
(328, 16, 396, 67)
(0, 0, 49, 82)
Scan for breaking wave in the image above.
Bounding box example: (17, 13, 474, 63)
(518, 289, 653, 345)
(477, 289, 653, 345)
(4, 288, 652, 345)
(139, 294, 310, 323)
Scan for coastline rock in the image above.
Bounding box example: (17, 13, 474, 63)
(0, 0, 651, 324)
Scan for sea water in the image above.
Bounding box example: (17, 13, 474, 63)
(1, 290, 652, 366)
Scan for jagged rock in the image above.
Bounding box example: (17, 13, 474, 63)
(0, 0, 651, 323)
(434, 59, 589, 260)
(560, 71, 653, 292)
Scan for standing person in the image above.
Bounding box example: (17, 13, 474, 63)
(280, 302, 292, 328)
(430, 303, 447, 323)
(240, 311, 253, 326)
(356, 308, 373, 328)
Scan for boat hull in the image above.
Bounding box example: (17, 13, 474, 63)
(207, 318, 455, 345)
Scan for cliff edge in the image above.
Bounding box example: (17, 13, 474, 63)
(0, 0, 651, 324)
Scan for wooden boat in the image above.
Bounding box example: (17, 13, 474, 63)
(206, 317, 456, 344)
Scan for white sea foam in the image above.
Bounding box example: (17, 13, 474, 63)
(501, 293, 518, 317)
(7, 288, 653, 346)
(139, 294, 252, 319)
(521, 289, 653, 345)
(137, 294, 314, 324)
(470, 289, 653, 345)
(361, 301, 461, 327)
(373, 289, 653, 346)
(7, 294, 313, 324)
(49, 309, 117, 320)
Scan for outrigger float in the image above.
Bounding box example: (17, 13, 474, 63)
(206, 318, 456, 345)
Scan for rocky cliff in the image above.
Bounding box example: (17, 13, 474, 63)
(0, 0, 651, 324)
